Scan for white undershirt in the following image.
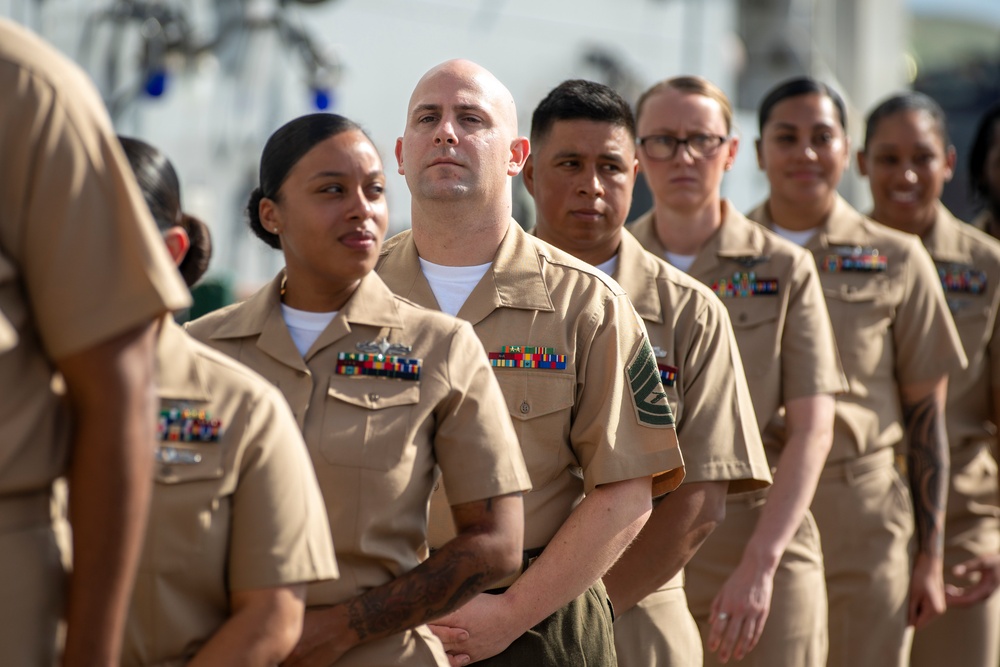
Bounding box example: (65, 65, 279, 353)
(664, 251, 697, 273)
(771, 223, 819, 248)
(595, 255, 619, 278)
(419, 258, 492, 316)
(280, 304, 338, 357)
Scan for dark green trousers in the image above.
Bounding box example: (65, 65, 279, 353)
(480, 579, 617, 666)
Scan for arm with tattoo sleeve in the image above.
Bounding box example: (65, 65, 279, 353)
(900, 377, 950, 629)
(284, 493, 523, 667)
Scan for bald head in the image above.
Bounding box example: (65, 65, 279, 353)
(408, 59, 519, 136)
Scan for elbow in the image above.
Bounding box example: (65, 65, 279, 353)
(703, 485, 727, 529)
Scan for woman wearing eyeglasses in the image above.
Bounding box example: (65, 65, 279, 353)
(628, 76, 845, 667)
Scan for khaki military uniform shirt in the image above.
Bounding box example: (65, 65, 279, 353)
(972, 209, 1000, 241)
(123, 321, 337, 666)
(613, 229, 771, 492)
(748, 195, 966, 462)
(630, 201, 846, 463)
(377, 221, 685, 550)
(0, 18, 190, 497)
(186, 271, 531, 607)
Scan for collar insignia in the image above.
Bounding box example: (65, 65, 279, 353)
(357, 336, 412, 356)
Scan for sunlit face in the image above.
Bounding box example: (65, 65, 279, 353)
(261, 129, 388, 290)
(525, 119, 638, 263)
(756, 92, 850, 212)
(858, 108, 955, 234)
(395, 60, 524, 205)
(636, 88, 737, 214)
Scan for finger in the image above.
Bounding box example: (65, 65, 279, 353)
(718, 615, 746, 664)
(445, 653, 471, 667)
(706, 611, 729, 653)
(428, 624, 470, 650)
(946, 582, 991, 607)
(732, 616, 757, 661)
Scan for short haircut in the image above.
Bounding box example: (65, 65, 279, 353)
(531, 79, 636, 145)
(757, 77, 847, 135)
(862, 91, 950, 152)
(636, 76, 734, 134)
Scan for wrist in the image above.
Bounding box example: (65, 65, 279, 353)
(742, 541, 781, 575)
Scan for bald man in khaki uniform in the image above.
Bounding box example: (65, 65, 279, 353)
(882, 204, 1000, 667)
(522, 78, 771, 667)
(188, 269, 531, 666)
(123, 321, 337, 666)
(632, 201, 845, 667)
(379, 61, 684, 666)
(750, 195, 967, 667)
(0, 19, 190, 665)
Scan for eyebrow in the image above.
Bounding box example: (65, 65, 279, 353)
(410, 103, 490, 117)
(552, 149, 627, 163)
(770, 121, 836, 131)
(307, 169, 384, 181)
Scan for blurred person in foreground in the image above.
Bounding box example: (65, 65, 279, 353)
(379, 59, 685, 666)
(118, 136, 339, 666)
(0, 18, 190, 666)
(525, 78, 772, 667)
(629, 74, 845, 667)
(857, 92, 1000, 667)
(747, 77, 967, 667)
(187, 112, 531, 666)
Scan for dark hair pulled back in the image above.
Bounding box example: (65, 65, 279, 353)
(248, 113, 367, 250)
(757, 77, 848, 136)
(118, 135, 212, 288)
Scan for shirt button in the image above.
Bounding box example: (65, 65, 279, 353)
(369, 393, 380, 402)
(520, 401, 530, 414)
(738, 313, 748, 323)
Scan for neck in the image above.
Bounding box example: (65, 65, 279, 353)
(652, 196, 724, 256)
(767, 192, 834, 231)
(534, 225, 621, 267)
(871, 204, 937, 239)
(281, 268, 360, 312)
(410, 197, 509, 265)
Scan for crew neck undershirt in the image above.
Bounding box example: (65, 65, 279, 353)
(418, 258, 492, 317)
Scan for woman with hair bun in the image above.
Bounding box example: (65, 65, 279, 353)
(747, 78, 966, 667)
(117, 135, 339, 667)
(185, 114, 530, 666)
(858, 92, 1000, 667)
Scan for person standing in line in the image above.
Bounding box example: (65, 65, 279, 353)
(970, 102, 1000, 241)
(378, 59, 686, 666)
(117, 136, 339, 667)
(186, 113, 531, 667)
(747, 76, 967, 667)
(857, 92, 1000, 667)
(0, 19, 192, 666)
(525, 78, 773, 667)
(628, 75, 846, 666)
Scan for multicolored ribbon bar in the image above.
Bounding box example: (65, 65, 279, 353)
(658, 363, 678, 387)
(937, 265, 987, 294)
(336, 352, 421, 380)
(711, 272, 779, 298)
(489, 346, 567, 369)
(158, 408, 222, 442)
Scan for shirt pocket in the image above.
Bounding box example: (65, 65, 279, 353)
(492, 372, 575, 487)
(149, 442, 229, 573)
(822, 278, 895, 385)
(949, 300, 992, 365)
(725, 299, 782, 384)
(321, 378, 421, 471)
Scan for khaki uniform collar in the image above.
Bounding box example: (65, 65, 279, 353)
(206, 271, 404, 368)
(920, 203, 972, 265)
(157, 319, 210, 401)
(615, 230, 664, 324)
(380, 221, 554, 324)
(752, 194, 872, 252)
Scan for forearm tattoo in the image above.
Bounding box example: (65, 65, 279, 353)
(903, 393, 948, 557)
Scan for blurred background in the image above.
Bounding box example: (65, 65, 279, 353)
(2, 0, 998, 308)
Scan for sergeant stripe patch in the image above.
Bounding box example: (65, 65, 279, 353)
(627, 341, 675, 427)
(489, 345, 567, 370)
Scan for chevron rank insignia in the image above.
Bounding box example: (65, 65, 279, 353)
(823, 245, 887, 273)
(711, 272, 779, 298)
(936, 262, 987, 295)
(627, 340, 674, 427)
(489, 345, 567, 370)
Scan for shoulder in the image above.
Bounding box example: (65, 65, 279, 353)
(954, 219, 1000, 268)
(528, 233, 627, 297)
(861, 217, 925, 257)
(379, 228, 412, 258)
(184, 300, 247, 341)
(182, 333, 283, 405)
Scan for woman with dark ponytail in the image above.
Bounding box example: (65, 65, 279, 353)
(116, 136, 338, 667)
(185, 114, 530, 666)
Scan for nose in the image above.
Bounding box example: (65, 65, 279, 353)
(803, 146, 818, 160)
(903, 169, 917, 184)
(577, 167, 605, 197)
(433, 120, 458, 146)
(346, 188, 374, 219)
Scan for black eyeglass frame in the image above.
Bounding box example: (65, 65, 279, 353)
(637, 134, 729, 160)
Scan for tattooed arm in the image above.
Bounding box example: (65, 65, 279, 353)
(899, 376, 950, 630)
(284, 492, 524, 667)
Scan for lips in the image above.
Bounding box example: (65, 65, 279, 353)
(888, 190, 919, 204)
(339, 229, 377, 250)
(571, 208, 604, 222)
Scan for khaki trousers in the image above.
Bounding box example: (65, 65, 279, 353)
(614, 579, 703, 667)
(812, 448, 913, 667)
(911, 442, 1000, 667)
(335, 625, 450, 666)
(0, 490, 65, 667)
(686, 487, 827, 667)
